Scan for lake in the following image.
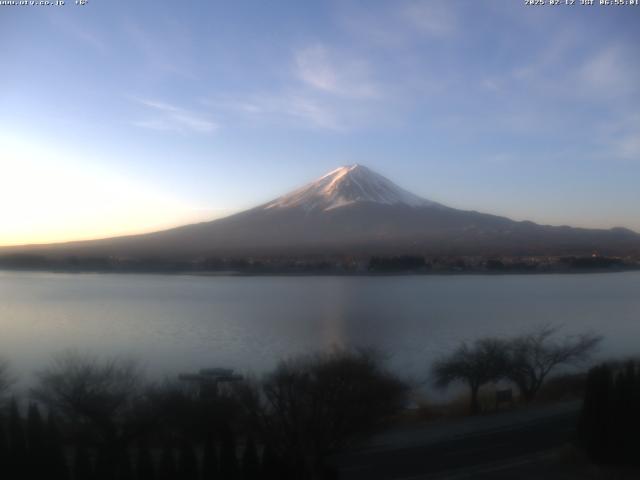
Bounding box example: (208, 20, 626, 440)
(1, 270, 639, 392)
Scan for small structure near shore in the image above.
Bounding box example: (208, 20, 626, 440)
(179, 367, 243, 398)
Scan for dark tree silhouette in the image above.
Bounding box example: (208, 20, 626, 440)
(143, 378, 240, 448)
(178, 439, 199, 480)
(578, 360, 640, 466)
(0, 416, 8, 478)
(579, 363, 614, 463)
(202, 434, 219, 479)
(117, 450, 133, 480)
(137, 441, 156, 480)
(95, 445, 117, 480)
(32, 352, 143, 436)
(239, 349, 408, 477)
(27, 403, 47, 480)
(261, 444, 285, 480)
(241, 436, 260, 480)
(219, 423, 239, 479)
(46, 413, 69, 480)
(8, 398, 27, 478)
(158, 443, 177, 480)
(506, 326, 601, 403)
(617, 362, 639, 463)
(32, 352, 147, 476)
(0, 359, 12, 405)
(74, 445, 94, 480)
(432, 338, 509, 414)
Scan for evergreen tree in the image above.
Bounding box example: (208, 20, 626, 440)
(8, 398, 27, 479)
(158, 443, 177, 480)
(579, 364, 613, 463)
(0, 416, 9, 478)
(219, 424, 238, 479)
(202, 435, 218, 479)
(610, 370, 628, 464)
(577, 362, 640, 465)
(117, 450, 133, 480)
(177, 439, 198, 480)
(27, 403, 47, 479)
(320, 465, 340, 480)
(619, 362, 637, 464)
(241, 437, 260, 480)
(260, 444, 281, 480)
(95, 446, 117, 480)
(74, 445, 94, 480)
(46, 413, 69, 480)
(137, 441, 156, 480)
(631, 362, 640, 467)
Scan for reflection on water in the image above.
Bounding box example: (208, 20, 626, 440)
(1, 270, 639, 388)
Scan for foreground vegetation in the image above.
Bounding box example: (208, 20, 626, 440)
(0, 350, 408, 480)
(0, 327, 636, 479)
(432, 326, 601, 414)
(578, 359, 640, 466)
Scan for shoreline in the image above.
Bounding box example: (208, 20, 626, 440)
(1, 266, 639, 277)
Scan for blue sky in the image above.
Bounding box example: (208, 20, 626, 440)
(1, 0, 639, 245)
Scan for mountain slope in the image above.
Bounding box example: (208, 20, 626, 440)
(1, 165, 639, 259)
(262, 164, 439, 212)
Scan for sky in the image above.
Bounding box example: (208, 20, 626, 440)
(1, 0, 639, 246)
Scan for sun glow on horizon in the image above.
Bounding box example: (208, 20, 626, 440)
(0, 137, 230, 247)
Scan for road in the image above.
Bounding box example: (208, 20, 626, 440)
(332, 402, 581, 479)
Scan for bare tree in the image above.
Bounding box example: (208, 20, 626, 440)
(506, 325, 602, 403)
(32, 352, 143, 430)
(237, 349, 408, 477)
(0, 358, 12, 404)
(432, 338, 509, 414)
(31, 351, 146, 477)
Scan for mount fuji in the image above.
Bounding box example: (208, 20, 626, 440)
(2, 165, 639, 260)
(262, 164, 439, 212)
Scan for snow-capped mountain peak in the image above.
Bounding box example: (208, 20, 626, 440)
(263, 164, 439, 212)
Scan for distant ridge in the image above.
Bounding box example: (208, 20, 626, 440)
(1, 165, 639, 260)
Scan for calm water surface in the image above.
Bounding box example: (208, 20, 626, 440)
(1, 271, 639, 389)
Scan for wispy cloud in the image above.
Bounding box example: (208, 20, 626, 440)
(578, 45, 637, 97)
(501, 37, 638, 104)
(616, 135, 640, 160)
(133, 99, 218, 134)
(473, 35, 640, 163)
(597, 113, 640, 161)
(279, 94, 343, 130)
(400, 1, 457, 37)
(294, 44, 379, 98)
(205, 93, 345, 131)
(201, 43, 386, 132)
(338, 0, 457, 47)
(123, 19, 197, 80)
(50, 15, 108, 54)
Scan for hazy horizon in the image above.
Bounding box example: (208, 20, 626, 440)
(2, 1, 639, 246)
(1, 162, 639, 249)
